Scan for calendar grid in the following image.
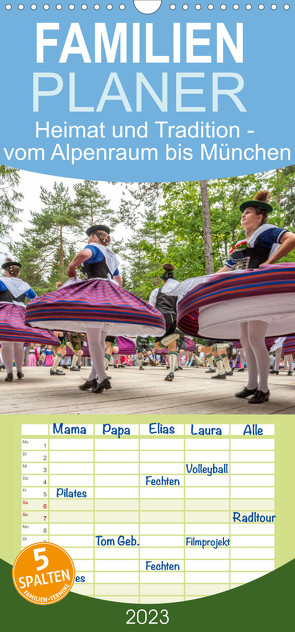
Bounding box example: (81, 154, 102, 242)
(21, 422, 276, 603)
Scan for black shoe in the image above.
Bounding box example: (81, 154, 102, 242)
(92, 378, 112, 393)
(269, 370, 278, 375)
(211, 373, 226, 379)
(287, 371, 293, 376)
(205, 368, 216, 373)
(50, 368, 65, 376)
(139, 366, 144, 371)
(237, 368, 245, 372)
(63, 365, 69, 369)
(106, 375, 112, 379)
(164, 372, 174, 382)
(70, 366, 80, 371)
(79, 379, 98, 391)
(235, 387, 257, 399)
(5, 373, 13, 382)
(178, 366, 183, 370)
(248, 390, 270, 404)
(226, 370, 233, 376)
(17, 371, 24, 379)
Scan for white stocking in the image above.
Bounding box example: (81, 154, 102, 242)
(285, 354, 293, 371)
(232, 355, 238, 368)
(86, 328, 108, 383)
(87, 364, 97, 381)
(275, 348, 282, 372)
(239, 348, 246, 367)
(1, 342, 13, 374)
(246, 321, 269, 393)
(14, 343, 25, 372)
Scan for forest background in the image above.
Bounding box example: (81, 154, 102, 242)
(0, 165, 295, 301)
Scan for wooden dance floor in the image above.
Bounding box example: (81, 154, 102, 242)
(1, 365, 295, 415)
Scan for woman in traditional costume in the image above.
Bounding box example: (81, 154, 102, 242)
(172, 191, 295, 403)
(0, 259, 59, 381)
(25, 224, 165, 393)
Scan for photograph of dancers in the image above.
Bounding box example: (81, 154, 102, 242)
(2, 170, 295, 413)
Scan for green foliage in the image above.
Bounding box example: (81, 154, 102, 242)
(0, 165, 23, 239)
(12, 180, 122, 292)
(13, 182, 83, 288)
(73, 180, 118, 228)
(9, 169, 295, 298)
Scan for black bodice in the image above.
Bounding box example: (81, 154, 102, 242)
(82, 258, 112, 280)
(0, 288, 26, 303)
(230, 236, 270, 270)
(155, 287, 177, 315)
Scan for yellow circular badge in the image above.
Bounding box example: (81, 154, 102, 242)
(12, 543, 75, 605)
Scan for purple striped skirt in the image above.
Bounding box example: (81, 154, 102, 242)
(177, 264, 295, 340)
(25, 279, 166, 337)
(0, 303, 60, 345)
(65, 337, 136, 356)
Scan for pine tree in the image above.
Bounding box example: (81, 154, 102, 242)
(0, 165, 23, 240)
(73, 180, 119, 227)
(13, 182, 83, 289)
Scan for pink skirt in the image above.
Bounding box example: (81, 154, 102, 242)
(44, 355, 54, 366)
(28, 354, 37, 366)
(25, 278, 166, 337)
(0, 303, 60, 345)
(177, 264, 295, 340)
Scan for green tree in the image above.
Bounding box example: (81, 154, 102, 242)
(73, 180, 119, 227)
(119, 183, 166, 299)
(13, 182, 83, 289)
(0, 165, 23, 240)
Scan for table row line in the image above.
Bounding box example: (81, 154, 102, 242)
(21, 439, 276, 450)
(21, 535, 275, 547)
(21, 523, 275, 535)
(20, 474, 276, 486)
(24, 559, 278, 573)
(70, 583, 240, 597)
(21, 499, 276, 510)
(20, 510, 275, 523)
(21, 450, 275, 462)
(50, 547, 279, 559)
(23, 569, 274, 585)
(22, 487, 276, 499)
(21, 463, 275, 474)
(20, 545, 276, 559)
